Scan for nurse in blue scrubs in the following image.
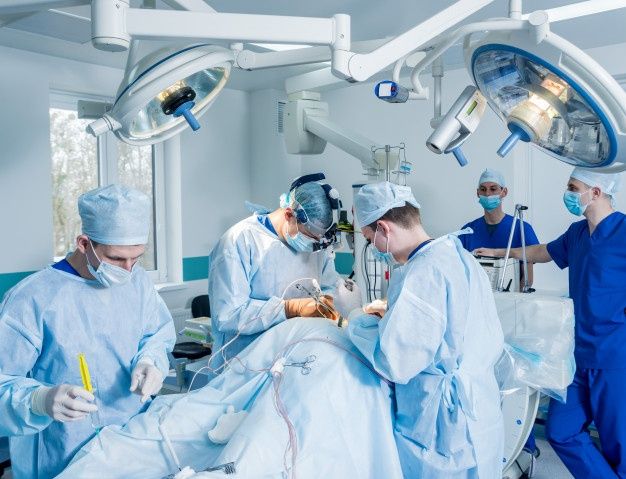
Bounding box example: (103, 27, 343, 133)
(460, 168, 540, 286)
(475, 167, 626, 478)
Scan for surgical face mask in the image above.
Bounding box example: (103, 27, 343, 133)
(284, 222, 317, 253)
(372, 227, 396, 265)
(478, 194, 501, 211)
(563, 189, 592, 216)
(86, 240, 134, 287)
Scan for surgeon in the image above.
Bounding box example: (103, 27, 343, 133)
(0, 184, 176, 479)
(348, 181, 504, 478)
(475, 167, 626, 478)
(460, 168, 540, 286)
(208, 173, 340, 371)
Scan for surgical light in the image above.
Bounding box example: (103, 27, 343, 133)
(88, 44, 234, 145)
(466, 29, 626, 170)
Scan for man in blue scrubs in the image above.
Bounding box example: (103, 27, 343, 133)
(460, 168, 540, 286)
(475, 167, 626, 478)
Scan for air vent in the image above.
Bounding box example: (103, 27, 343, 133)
(276, 101, 286, 134)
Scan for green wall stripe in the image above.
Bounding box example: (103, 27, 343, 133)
(334, 252, 354, 276)
(183, 256, 210, 282)
(0, 271, 36, 299)
(2, 253, 351, 294)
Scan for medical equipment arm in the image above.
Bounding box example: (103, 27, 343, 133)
(474, 244, 553, 264)
(131, 287, 176, 376)
(208, 250, 287, 336)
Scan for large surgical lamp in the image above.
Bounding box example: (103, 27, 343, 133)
(88, 44, 233, 145)
(464, 23, 626, 171)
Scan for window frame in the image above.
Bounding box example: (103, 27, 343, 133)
(49, 90, 168, 284)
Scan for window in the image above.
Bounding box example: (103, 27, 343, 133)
(50, 91, 167, 282)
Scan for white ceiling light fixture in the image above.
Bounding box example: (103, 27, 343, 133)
(88, 44, 233, 145)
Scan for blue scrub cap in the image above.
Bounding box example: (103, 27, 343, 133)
(571, 167, 621, 197)
(79, 184, 151, 245)
(478, 168, 506, 188)
(281, 182, 333, 237)
(354, 181, 420, 228)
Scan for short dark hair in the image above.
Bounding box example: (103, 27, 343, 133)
(367, 203, 421, 230)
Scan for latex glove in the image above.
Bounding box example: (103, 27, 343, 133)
(130, 361, 164, 403)
(317, 295, 340, 322)
(363, 299, 388, 318)
(30, 384, 97, 422)
(284, 298, 326, 319)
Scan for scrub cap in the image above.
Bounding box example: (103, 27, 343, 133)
(354, 181, 420, 228)
(571, 167, 621, 197)
(478, 168, 506, 188)
(281, 182, 333, 237)
(79, 184, 151, 245)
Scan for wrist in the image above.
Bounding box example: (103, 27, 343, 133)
(30, 386, 51, 417)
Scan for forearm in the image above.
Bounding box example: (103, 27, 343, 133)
(0, 376, 52, 435)
(492, 244, 552, 264)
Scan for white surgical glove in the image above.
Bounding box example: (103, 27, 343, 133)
(130, 360, 163, 403)
(363, 299, 388, 318)
(30, 384, 97, 422)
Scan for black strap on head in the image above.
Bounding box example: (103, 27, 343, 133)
(289, 172, 326, 192)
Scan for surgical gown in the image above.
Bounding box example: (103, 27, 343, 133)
(348, 235, 504, 478)
(208, 215, 339, 370)
(0, 265, 175, 479)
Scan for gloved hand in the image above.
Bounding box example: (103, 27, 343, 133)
(130, 360, 164, 403)
(284, 297, 327, 319)
(30, 384, 97, 422)
(317, 295, 341, 322)
(363, 299, 388, 318)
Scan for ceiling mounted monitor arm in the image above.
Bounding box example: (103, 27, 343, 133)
(334, 0, 495, 83)
(284, 92, 380, 172)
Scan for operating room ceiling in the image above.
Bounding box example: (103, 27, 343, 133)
(1, 0, 625, 91)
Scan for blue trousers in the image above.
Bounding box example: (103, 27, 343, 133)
(546, 368, 626, 478)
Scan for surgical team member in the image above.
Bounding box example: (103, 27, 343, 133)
(475, 167, 626, 478)
(461, 168, 540, 285)
(208, 174, 340, 371)
(0, 185, 176, 479)
(348, 181, 504, 478)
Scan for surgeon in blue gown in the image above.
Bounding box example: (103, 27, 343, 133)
(208, 174, 340, 371)
(460, 168, 539, 287)
(476, 167, 626, 478)
(0, 185, 175, 479)
(348, 181, 505, 478)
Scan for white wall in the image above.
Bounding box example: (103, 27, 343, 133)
(249, 89, 302, 208)
(180, 89, 252, 257)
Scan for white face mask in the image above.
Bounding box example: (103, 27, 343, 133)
(86, 240, 134, 288)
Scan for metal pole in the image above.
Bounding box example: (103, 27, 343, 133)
(498, 211, 518, 291)
(517, 205, 530, 292)
(509, 0, 522, 19)
(385, 145, 391, 181)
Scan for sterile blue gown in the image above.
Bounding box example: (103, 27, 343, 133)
(208, 215, 339, 370)
(0, 265, 176, 479)
(348, 234, 504, 478)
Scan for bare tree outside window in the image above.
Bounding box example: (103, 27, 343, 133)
(117, 143, 156, 270)
(50, 108, 97, 258)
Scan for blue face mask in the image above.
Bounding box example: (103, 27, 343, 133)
(87, 240, 134, 287)
(372, 227, 396, 265)
(478, 194, 501, 211)
(285, 223, 317, 253)
(563, 189, 591, 216)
